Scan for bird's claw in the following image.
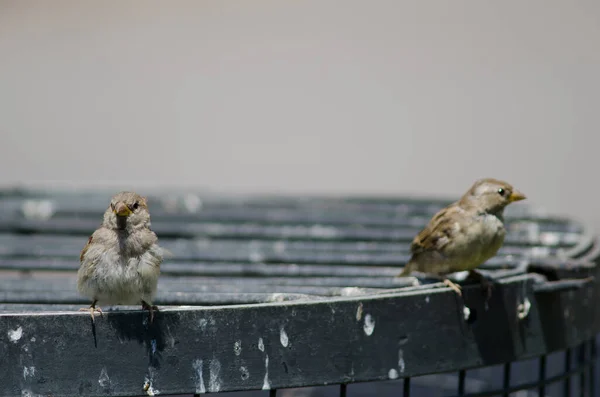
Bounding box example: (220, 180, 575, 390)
(141, 301, 159, 324)
(79, 306, 103, 322)
(443, 279, 463, 296)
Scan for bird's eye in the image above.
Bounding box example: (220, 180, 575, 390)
(132, 202, 139, 210)
(110, 203, 115, 210)
(498, 188, 505, 196)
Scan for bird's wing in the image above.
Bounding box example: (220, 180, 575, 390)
(410, 204, 464, 255)
(80, 235, 93, 263)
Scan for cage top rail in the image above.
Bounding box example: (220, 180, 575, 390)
(0, 188, 598, 396)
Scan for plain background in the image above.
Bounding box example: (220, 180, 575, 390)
(1, 1, 599, 229)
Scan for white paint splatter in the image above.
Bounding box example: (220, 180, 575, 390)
(240, 366, 250, 380)
(234, 340, 242, 356)
(23, 366, 35, 380)
(208, 359, 221, 392)
(363, 314, 375, 336)
(398, 349, 405, 373)
(192, 359, 205, 394)
(98, 367, 110, 388)
(143, 379, 159, 396)
(388, 369, 399, 379)
(280, 327, 289, 347)
(258, 337, 265, 352)
(8, 327, 23, 343)
(517, 297, 531, 320)
(463, 306, 471, 322)
(356, 303, 363, 321)
(144, 367, 160, 396)
(262, 355, 270, 390)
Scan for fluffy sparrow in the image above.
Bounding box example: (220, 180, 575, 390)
(77, 191, 163, 322)
(398, 178, 526, 295)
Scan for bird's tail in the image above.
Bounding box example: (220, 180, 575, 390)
(396, 261, 413, 278)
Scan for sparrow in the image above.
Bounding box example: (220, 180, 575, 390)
(77, 191, 163, 322)
(398, 178, 526, 296)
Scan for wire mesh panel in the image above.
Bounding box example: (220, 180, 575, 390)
(0, 188, 598, 397)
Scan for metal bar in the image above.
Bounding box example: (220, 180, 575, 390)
(579, 344, 586, 397)
(269, 389, 277, 397)
(403, 377, 411, 397)
(539, 355, 547, 397)
(448, 359, 593, 397)
(565, 348, 572, 397)
(502, 363, 511, 397)
(590, 338, 597, 397)
(340, 383, 347, 397)
(458, 370, 466, 396)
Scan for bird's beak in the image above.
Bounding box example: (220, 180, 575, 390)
(113, 202, 132, 217)
(508, 189, 526, 203)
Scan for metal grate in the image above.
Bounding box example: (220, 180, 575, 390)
(0, 188, 598, 397)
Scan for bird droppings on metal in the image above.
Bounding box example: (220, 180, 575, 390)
(208, 359, 221, 392)
(151, 339, 157, 355)
(356, 303, 363, 321)
(143, 368, 160, 396)
(98, 367, 110, 388)
(425, 296, 430, 303)
(517, 297, 532, 320)
(23, 366, 35, 380)
(192, 359, 205, 394)
(463, 306, 471, 322)
(363, 314, 375, 336)
(198, 318, 208, 331)
(388, 368, 399, 379)
(258, 337, 265, 352)
(30, 337, 35, 342)
(234, 340, 242, 356)
(398, 349, 406, 373)
(262, 355, 271, 390)
(240, 366, 250, 380)
(280, 327, 289, 347)
(8, 326, 23, 343)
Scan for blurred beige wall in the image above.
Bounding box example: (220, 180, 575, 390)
(1, 1, 599, 228)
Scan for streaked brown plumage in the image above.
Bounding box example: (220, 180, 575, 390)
(398, 178, 526, 295)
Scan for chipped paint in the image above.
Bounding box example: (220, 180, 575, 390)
(280, 327, 289, 347)
(192, 359, 205, 394)
(363, 314, 375, 336)
(98, 367, 110, 388)
(258, 337, 265, 352)
(234, 340, 242, 356)
(8, 327, 23, 343)
(262, 355, 271, 390)
(208, 359, 221, 392)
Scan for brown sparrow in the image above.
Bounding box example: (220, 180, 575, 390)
(398, 178, 526, 296)
(77, 191, 163, 322)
